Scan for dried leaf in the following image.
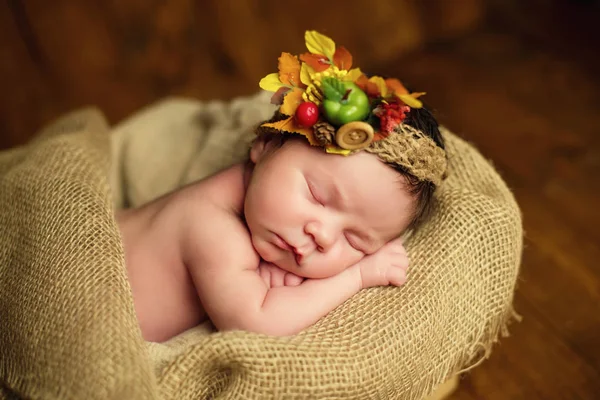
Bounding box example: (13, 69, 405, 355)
(271, 87, 290, 105)
(355, 74, 382, 97)
(278, 52, 302, 87)
(398, 94, 424, 109)
(366, 82, 381, 97)
(385, 78, 409, 96)
(333, 46, 352, 70)
(369, 76, 388, 98)
(305, 30, 335, 60)
(355, 74, 370, 90)
(325, 146, 352, 156)
(300, 53, 330, 72)
(280, 87, 304, 115)
(343, 68, 362, 82)
(373, 132, 388, 142)
(261, 116, 319, 145)
(386, 78, 425, 108)
(259, 73, 284, 92)
(300, 63, 315, 86)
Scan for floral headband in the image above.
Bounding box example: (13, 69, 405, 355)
(257, 31, 447, 185)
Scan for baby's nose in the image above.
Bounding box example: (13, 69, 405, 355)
(305, 221, 337, 252)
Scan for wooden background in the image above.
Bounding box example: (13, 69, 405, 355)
(1, 1, 600, 399)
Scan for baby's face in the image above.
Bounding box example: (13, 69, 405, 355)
(245, 138, 414, 279)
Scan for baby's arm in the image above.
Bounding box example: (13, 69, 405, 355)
(252, 238, 408, 336)
(254, 237, 409, 336)
(191, 233, 363, 336)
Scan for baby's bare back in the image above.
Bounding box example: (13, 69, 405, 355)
(117, 191, 207, 342)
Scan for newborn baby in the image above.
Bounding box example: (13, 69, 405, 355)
(117, 31, 447, 343)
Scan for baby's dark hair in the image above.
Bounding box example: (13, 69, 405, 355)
(254, 106, 445, 232)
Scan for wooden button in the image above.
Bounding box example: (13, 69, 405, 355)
(335, 122, 374, 150)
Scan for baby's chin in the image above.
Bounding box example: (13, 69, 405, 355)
(278, 259, 345, 280)
(270, 257, 307, 276)
(265, 256, 315, 279)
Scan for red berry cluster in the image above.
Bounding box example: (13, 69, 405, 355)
(374, 102, 411, 134)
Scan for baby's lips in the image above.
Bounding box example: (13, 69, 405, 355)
(292, 241, 317, 265)
(273, 233, 294, 252)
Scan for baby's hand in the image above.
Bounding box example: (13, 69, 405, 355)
(354, 237, 409, 289)
(257, 261, 305, 288)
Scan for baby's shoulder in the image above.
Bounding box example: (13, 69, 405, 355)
(184, 204, 259, 275)
(184, 163, 247, 213)
(181, 167, 258, 272)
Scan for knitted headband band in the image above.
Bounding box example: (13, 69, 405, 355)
(256, 30, 447, 186)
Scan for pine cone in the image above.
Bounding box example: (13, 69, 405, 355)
(313, 121, 336, 146)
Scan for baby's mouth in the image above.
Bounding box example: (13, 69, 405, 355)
(271, 232, 308, 265)
(273, 233, 294, 252)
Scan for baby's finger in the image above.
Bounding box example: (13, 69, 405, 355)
(395, 253, 409, 270)
(387, 266, 407, 287)
(284, 272, 305, 287)
(271, 271, 285, 288)
(386, 239, 406, 254)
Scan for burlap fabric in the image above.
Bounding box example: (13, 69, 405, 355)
(0, 92, 522, 399)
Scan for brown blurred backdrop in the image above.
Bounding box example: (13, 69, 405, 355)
(0, 0, 487, 148)
(1, 0, 600, 399)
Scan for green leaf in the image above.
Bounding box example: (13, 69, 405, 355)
(321, 77, 346, 102)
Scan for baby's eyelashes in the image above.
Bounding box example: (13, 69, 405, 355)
(343, 235, 365, 255)
(345, 230, 378, 254)
(306, 178, 326, 206)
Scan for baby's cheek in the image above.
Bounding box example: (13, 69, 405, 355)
(322, 246, 362, 275)
(252, 236, 275, 263)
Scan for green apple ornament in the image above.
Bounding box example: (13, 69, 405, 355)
(321, 77, 370, 126)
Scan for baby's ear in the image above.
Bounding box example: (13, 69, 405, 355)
(249, 137, 267, 163)
(250, 135, 280, 163)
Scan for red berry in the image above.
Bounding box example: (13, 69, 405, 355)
(295, 102, 320, 127)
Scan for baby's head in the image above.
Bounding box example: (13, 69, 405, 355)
(244, 31, 447, 279)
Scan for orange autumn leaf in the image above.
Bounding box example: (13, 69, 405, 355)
(278, 52, 302, 87)
(384, 78, 426, 107)
(385, 78, 409, 96)
(261, 116, 319, 146)
(355, 74, 369, 89)
(279, 87, 304, 115)
(373, 131, 390, 142)
(354, 74, 380, 97)
(299, 53, 330, 72)
(333, 46, 352, 70)
(369, 76, 388, 97)
(365, 81, 381, 97)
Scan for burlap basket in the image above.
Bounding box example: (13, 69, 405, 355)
(0, 92, 522, 399)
